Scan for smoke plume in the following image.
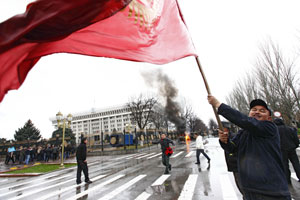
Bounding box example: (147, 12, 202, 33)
(142, 70, 186, 133)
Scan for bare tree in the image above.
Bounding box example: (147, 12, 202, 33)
(149, 103, 168, 130)
(208, 119, 218, 131)
(187, 114, 208, 134)
(127, 94, 158, 130)
(227, 40, 300, 125)
(226, 73, 259, 115)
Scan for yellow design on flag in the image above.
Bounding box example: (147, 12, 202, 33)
(127, 0, 163, 30)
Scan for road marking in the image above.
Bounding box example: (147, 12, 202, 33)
(185, 151, 194, 157)
(151, 174, 170, 186)
(114, 154, 138, 160)
(65, 174, 125, 200)
(0, 178, 8, 183)
(172, 151, 183, 158)
(0, 174, 71, 198)
(219, 174, 238, 200)
(98, 175, 147, 200)
(126, 153, 146, 160)
(8, 176, 76, 200)
(147, 152, 162, 159)
(291, 172, 298, 180)
(0, 173, 60, 191)
(178, 174, 198, 200)
(134, 191, 152, 200)
(136, 152, 156, 159)
(38, 174, 107, 200)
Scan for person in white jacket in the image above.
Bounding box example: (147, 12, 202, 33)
(195, 132, 210, 165)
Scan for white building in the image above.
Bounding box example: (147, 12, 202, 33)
(50, 105, 136, 144)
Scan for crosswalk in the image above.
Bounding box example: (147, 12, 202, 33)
(1, 142, 299, 200)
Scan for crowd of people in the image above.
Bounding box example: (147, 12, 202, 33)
(4, 144, 76, 165)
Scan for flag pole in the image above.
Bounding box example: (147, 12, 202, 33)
(195, 56, 224, 131)
(175, 0, 223, 131)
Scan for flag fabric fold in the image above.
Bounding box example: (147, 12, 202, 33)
(0, 0, 196, 103)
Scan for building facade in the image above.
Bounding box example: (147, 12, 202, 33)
(50, 105, 137, 144)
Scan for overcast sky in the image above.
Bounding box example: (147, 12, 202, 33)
(0, 0, 300, 140)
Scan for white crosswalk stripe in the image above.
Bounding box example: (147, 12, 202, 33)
(0, 174, 72, 198)
(65, 174, 125, 200)
(178, 174, 198, 200)
(185, 151, 194, 157)
(98, 175, 146, 200)
(0, 178, 7, 183)
(114, 153, 138, 160)
(147, 152, 162, 159)
(151, 174, 170, 186)
(0, 173, 62, 191)
(126, 153, 147, 160)
(38, 174, 107, 200)
(134, 191, 152, 200)
(220, 174, 238, 200)
(8, 176, 76, 200)
(134, 174, 170, 200)
(136, 152, 156, 159)
(171, 151, 183, 158)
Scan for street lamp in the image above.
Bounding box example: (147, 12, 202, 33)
(56, 112, 72, 168)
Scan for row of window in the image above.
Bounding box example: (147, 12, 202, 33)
(72, 108, 131, 121)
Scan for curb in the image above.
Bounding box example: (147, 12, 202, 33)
(0, 173, 41, 177)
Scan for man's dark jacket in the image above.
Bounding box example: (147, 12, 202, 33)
(218, 104, 290, 197)
(160, 138, 174, 154)
(274, 118, 299, 150)
(76, 141, 87, 162)
(224, 131, 238, 172)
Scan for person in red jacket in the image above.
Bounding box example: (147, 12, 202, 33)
(160, 133, 174, 174)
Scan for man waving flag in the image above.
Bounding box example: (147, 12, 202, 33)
(0, 0, 196, 102)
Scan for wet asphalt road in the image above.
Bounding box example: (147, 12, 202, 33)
(0, 138, 300, 200)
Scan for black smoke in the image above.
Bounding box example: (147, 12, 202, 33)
(142, 70, 186, 133)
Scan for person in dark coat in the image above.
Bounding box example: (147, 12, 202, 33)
(76, 137, 92, 184)
(19, 146, 25, 164)
(274, 117, 300, 183)
(208, 95, 291, 200)
(221, 123, 244, 199)
(160, 133, 174, 174)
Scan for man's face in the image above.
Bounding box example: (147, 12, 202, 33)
(161, 134, 166, 139)
(248, 105, 271, 121)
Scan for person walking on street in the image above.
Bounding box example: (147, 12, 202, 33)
(208, 95, 291, 200)
(274, 117, 300, 183)
(160, 133, 174, 174)
(76, 137, 92, 184)
(194, 132, 210, 165)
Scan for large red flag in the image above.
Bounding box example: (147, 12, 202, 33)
(0, 0, 196, 103)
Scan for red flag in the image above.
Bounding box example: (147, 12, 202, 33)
(0, 0, 196, 103)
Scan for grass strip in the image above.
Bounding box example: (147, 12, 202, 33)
(4, 163, 76, 174)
